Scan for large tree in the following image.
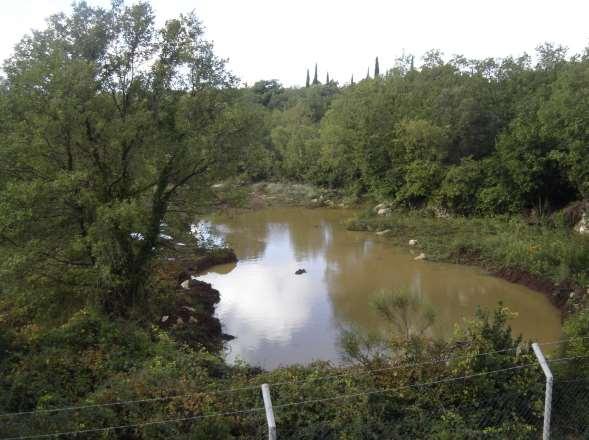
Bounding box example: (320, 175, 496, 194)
(0, 1, 245, 317)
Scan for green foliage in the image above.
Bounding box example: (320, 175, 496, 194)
(259, 44, 589, 214)
(0, 2, 263, 318)
(395, 160, 444, 207)
(271, 103, 321, 180)
(336, 304, 543, 439)
(1, 3, 588, 438)
(436, 157, 483, 215)
(372, 289, 436, 340)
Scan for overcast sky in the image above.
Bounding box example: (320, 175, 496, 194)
(1, 0, 588, 86)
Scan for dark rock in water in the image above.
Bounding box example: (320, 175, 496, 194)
(295, 268, 307, 275)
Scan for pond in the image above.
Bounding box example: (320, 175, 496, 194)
(196, 207, 561, 369)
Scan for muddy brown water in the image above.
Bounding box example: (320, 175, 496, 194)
(196, 207, 561, 369)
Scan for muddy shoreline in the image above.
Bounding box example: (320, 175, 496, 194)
(156, 247, 238, 351)
(452, 251, 580, 316)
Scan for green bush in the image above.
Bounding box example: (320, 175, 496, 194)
(436, 157, 483, 215)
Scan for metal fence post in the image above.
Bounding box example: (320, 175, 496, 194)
(532, 342, 553, 440)
(261, 383, 277, 440)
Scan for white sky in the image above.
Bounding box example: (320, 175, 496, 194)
(1, 0, 588, 86)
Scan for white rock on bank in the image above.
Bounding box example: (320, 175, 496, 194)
(414, 253, 427, 261)
(575, 212, 589, 235)
(376, 229, 391, 236)
(180, 279, 190, 290)
(374, 203, 388, 212)
(409, 239, 418, 246)
(377, 207, 392, 216)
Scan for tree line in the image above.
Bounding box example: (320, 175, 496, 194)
(242, 45, 588, 216)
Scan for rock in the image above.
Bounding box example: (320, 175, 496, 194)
(180, 279, 190, 290)
(311, 198, 319, 204)
(409, 239, 418, 246)
(575, 212, 589, 235)
(377, 208, 392, 216)
(374, 202, 388, 212)
(375, 229, 391, 236)
(176, 317, 184, 325)
(295, 268, 307, 275)
(570, 291, 576, 299)
(161, 315, 169, 323)
(414, 253, 427, 261)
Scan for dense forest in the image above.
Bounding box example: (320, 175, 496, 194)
(0, 1, 588, 438)
(239, 46, 588, 216)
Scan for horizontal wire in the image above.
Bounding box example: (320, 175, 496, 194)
(265, 345, 521, 389)
(271, 363, 538, 411)
(547, 355, 589, 364)
(1, 336, 584, 420)
(1, 362, 538, 439)
(0, 384, 262, 418)
(264, 333, 589, 390)
(0, 406, 266, 440)
(537, 335, 589, 348)
(0, 344, 523, 418)
(8, 356, 581, 440)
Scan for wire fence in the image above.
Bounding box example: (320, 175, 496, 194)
(549, 354, 589, 439)
(0, 338, 588, 439)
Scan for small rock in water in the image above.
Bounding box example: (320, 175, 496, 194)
(180, 279, 190, 290)
(375, 229, 391, 236)
(295, 269, 307, 275)
(414, 253, 427, 261)
(409, 239, 418, 246)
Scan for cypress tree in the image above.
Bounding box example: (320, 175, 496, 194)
(305, 69, 310, 87)
(350, 74, 354, 85)
(374, 56, 380, 77)
(326, 72, 330, 84)
(366, 67, 370, 80)
(313, 63, 319, 85)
